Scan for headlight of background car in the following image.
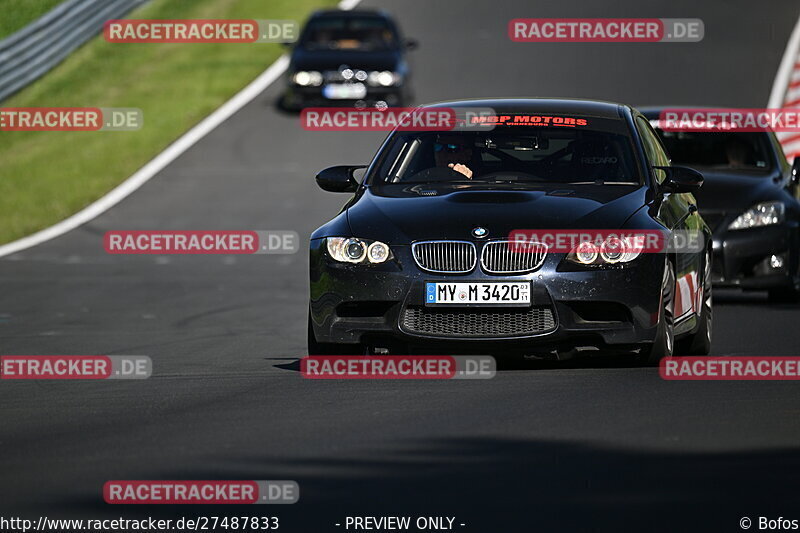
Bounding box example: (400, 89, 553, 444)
(728, 201, 785, 230)
(366, 70, 402, 87)
(326, 237, 392, 264)
(566, 236, 644, 266)
(292, 71, 323, 87)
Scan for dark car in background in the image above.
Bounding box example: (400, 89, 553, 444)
(309, 99, 713, 363)
(282, 9, 416, 110)
(644, 108, 800, 302)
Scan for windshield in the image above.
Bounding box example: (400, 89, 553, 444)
(654, 130, 773, 171)
(300, 17, 398, 51)
(367, 116, 642, 185)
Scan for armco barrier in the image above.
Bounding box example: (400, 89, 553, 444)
(0, 0, 148, 103)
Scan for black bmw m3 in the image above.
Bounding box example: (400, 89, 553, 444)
(308, 99, 712, 363)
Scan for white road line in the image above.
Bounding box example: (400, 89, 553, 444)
(0, 0, 361, 259)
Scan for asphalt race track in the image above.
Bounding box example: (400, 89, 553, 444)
(2, 1, 800, 531)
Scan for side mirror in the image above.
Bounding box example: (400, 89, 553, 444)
(315, 165, 365, 193)
(404, 38, 418, 50)
(653, 165, 704, 193)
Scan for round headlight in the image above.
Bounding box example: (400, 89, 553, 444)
(575, 241, 598, 264)
(293, 71, 322, 86)
(293, 71, 311, 86)
(309, 71, 323, 86)
(367, 242, 390, 263)
(600, 237, 624, 264)
(344, 239, 366, 262)
(377, 70, 395, 87)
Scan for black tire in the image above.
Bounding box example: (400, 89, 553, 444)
(640, 263, 675, 365)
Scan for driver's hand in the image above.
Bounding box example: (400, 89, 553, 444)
(448, 163, 473, 179)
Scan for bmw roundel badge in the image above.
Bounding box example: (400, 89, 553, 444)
(472, 227, 488, 238)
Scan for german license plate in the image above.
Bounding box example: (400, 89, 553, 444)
(322, 83, 367, 100)
(425, 282, 531, 306)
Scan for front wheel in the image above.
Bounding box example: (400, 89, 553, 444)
(640, 263, 675, 366)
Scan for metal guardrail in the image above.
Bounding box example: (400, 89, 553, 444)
(0, 0, 149, 103)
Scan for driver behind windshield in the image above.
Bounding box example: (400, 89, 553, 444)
(433, 133, 478, 179)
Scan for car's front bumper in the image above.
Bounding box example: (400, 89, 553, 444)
(284, 84, 407, 109)
(709, 222, 799, 290)
(309, 239, 667, 352)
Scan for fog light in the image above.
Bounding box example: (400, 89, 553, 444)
(770, 254, 784, 269)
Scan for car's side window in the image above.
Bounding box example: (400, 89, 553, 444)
(636, 117, 670, 184)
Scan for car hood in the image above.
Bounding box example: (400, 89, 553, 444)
(289, 49, 400, 72)
(346, 184, 648, 244)
(691, 168, 783, 212)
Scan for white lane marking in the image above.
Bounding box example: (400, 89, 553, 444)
(0, 56, 289, 258)
(338, 0, 362, 10)
(0, 0, 361, 259)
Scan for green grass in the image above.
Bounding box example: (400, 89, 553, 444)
(0, 0, 334, 244)
(0, 0, 66, 38)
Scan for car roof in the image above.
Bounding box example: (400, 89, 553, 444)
(309, 9, 392, 20)
(420, 98, 630, 119)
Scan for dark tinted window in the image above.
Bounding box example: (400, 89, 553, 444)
(653, 129, 773, 171)
(301, 17, 397, 51)
(369, 117, 641, 185)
